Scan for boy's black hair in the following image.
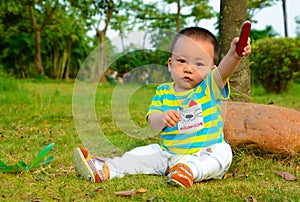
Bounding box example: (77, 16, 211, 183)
(170, 27, 219, 64)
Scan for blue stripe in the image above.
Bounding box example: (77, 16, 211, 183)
(167, 137, 223, 149)
(157, 84, 171, 91)
(203, 113, 221, 123)
(152, 95, 162, 102)
(161, 94, 177, 101)
(201, 101, 213, 110)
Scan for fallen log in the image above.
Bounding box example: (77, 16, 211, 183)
(223, 101, 300, 155)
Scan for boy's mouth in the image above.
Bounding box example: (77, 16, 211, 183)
(183, 76, 192, 81)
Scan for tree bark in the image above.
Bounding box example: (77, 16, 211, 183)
(34, 29, 44, 75)
(92, 1, 114, 81)
(176, 0, 181, 32)
(65, 40, 71, 80)
(219, 0, 251, 102)
(29, 3, 44, 75)
(282, 0, 288, 37)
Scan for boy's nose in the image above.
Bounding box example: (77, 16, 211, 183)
(183, 64, 193, 73)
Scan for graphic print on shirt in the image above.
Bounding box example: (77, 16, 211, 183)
(178, 100, 204, 133)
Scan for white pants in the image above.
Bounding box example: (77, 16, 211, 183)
(104, 142, 232, 182)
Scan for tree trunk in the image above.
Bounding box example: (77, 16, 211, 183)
(176, 0, 181, 32)
(29, 3, 44, 75)
(64, 40, 71, 80)
(34, 29, 44, 75)
(282, 0, 288, 37)
(94, 30, 107, 81)
(92, 1, 114, 81)
(219, 0, 251, 102)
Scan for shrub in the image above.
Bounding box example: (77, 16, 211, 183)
(250, 37, 300, 93)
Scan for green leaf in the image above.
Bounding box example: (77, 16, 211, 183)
(34, 155, 54, 168)
(17, 161, 29, 171)
(0, 143, 55, 173)
(29, 143, 55, 169)
(0, 161, 28, 173)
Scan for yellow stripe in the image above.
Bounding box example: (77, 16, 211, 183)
(152, 100, 162, 106)
(166, 139, 226, 154)
(196, 94, 210, 104)
(162, 132, 221, 146)
(167, 147, 201, 154)
(159, 89, 172, 95)
(147, 109, 162, 115)
(204, 119, 221, 128)
(202, 107, 214, 116)
(164, 99, 179, 107)
(162, 130, 179, 135)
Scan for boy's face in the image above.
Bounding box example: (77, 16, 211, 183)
(168, 36, 215, 92)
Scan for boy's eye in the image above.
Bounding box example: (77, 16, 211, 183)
(177, 59, 185, 63)
(195, 62, 204, 67)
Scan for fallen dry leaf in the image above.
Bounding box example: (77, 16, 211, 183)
(136, 188, 147, 193)
(115, 188, 147, 196)
(146, 194, 155, 201)
(236, 173, 249, 179)
(223, 172, 232, 179)
(272, 170, 296, 181)
(115, 190, 135, 196)
(93, 187, 103, 193)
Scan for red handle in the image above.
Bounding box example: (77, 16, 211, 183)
(236, 21, 251, 56)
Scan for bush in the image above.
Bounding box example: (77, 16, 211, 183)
(250, 37, 300, 93)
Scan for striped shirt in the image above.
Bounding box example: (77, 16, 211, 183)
(147, 69, 230, 154)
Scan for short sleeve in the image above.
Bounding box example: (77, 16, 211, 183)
(209, 69, 230, 101)
(146, 86, 164, 120)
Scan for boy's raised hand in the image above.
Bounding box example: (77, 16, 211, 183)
(214, 37, 251, 89)
(230, 37, 251, 59)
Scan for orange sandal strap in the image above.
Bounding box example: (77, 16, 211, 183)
(86, 156, 110, 183)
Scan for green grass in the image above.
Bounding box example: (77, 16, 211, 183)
(0, 77, 299, 201)
(252, 83, 300, 111)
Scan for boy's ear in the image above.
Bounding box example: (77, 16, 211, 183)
(167, 58, 171, 72)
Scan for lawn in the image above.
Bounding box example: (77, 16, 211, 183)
(0, 77, 299, 201)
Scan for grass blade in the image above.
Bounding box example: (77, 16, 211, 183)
(29, 143, 55, 169)
(34, 155, 54, 168)
(0, 161, 28, 173)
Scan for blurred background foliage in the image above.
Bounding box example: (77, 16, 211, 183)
(0, 0, 299, 93)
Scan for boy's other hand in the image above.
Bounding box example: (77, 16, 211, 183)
(163, 110, 181, 128)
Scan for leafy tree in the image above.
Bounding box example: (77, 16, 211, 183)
(0, 1, 34, 77)
(27, 0, 59, 75)
(247, 0, 278, 19)
(251, 25, 278, 40)
(70, 0, 118, 44)
(43, 2, 92, 80)
(70, 0, 122, 80)
(129, 0, 215, 53)
(161, 0, 215, 32)
(0, 0, 93, 79)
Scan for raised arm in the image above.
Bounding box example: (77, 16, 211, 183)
(214, 37, 251, 89)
